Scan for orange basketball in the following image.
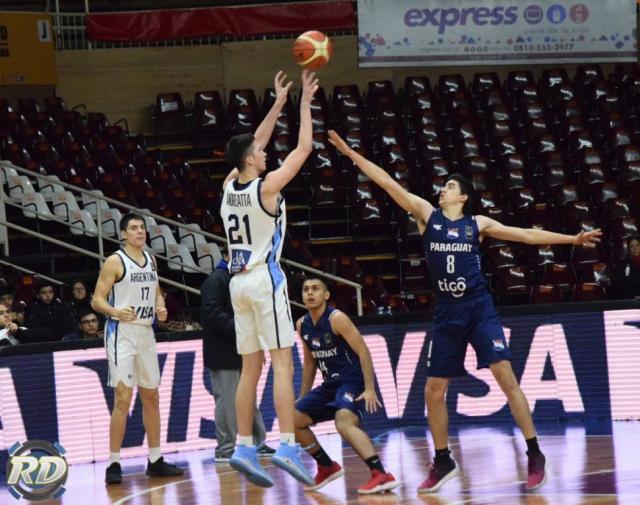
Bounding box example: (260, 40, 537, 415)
(292, 31, 333, 70)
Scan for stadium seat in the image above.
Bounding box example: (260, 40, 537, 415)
(195, 242, 222, 273)
(497, 266, 532, 305)
(100, 208, 123, 237)
(530, 284, 564, 304)
(542, 263, 577, 290)
(572, 282, 607, 302)
(22, 192, 53, 221)
(166, 243, 200, 273)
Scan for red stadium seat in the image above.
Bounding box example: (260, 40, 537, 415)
(572, 282, 607, 302)
(542, 263, 577, 290)
(530, 284, 564, 304)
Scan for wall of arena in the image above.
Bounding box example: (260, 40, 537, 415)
(54, 35, 620, 134)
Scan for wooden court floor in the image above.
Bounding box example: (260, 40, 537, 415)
(13, 422, 640, 505)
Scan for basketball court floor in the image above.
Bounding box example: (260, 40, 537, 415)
(11, 420, 639, 505)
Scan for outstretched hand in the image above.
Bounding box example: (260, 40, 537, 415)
(328, 129, 351, 155)
(300, 70, 319, 104)
(274, 70, 293, 105)
(573, 228, 602, 247)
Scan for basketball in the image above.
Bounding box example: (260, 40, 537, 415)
(292, 31, 332, 70)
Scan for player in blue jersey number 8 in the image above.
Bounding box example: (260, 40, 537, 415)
(328, 130, 601, 494)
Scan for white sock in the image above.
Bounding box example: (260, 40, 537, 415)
(148, 447, 162, 463)
(280, 433, 296, 446)
(109, 452, 120, 465)
(238, 435, 254, 447)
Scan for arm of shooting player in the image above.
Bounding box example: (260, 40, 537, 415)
(297, 317, 317, 401)
(330, 311, 382, 414)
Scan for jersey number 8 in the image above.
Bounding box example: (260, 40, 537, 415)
(446, 254, 455, 274)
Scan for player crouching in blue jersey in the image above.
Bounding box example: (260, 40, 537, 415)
(327, 130, 602, 494)
(294, 278, 400, 494)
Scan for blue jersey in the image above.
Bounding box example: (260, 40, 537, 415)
(300, 307, 362, 382)
(422, 209, 488, 302)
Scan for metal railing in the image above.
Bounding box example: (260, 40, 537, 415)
(0, 161, 363, 314)
(0, 259, 64, 286)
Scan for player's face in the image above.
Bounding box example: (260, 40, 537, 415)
(439, 180, 467, 209)
(302, 280, 329, 309)
(629, 239, 640, 257)
(38, 286, 55, 304)
(249, 143, 267, 172)
(122, 219, 146, 247)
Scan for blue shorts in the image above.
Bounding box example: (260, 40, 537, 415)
(428, 293, 511, 378)
(296, 379, 365, 423)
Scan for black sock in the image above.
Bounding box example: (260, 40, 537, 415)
(435, 448, 451, 461)
(310, 446, 333, 467)
(365, 455, 385, 473)
(526, 437, 541, 456)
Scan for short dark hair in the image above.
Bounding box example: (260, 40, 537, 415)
(37, 280, 55, 292)
(446, 174, 474, 215)
(225, 133, 255, 172)
(120, 212, 145, 232)
(77, 308, 98, 322)
(221, 243, 229, 256)
(302, 276, 332, 294)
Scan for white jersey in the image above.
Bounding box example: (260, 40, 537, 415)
(109, 249, 157, 326)
(220, 178, 286, 274)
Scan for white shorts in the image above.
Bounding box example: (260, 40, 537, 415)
(105, 320, 161, 389)
(230, 263, 295, 354)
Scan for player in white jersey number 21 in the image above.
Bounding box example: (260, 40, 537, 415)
(220, 70, 318, 488)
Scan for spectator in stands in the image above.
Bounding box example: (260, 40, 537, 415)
(69, 280, 93, 318)
(615, 236, 640, 299)
(24, 280, 75, 342)
(200, 245, 274, 462)
(63, 309, 102, 341)
(0, 302, 20, 346)
(0, 285, 25, 325)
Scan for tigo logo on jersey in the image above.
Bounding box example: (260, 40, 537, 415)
(437, 277, 467, 297)
(311, 337, 321, 348)
(447, 228, 459, 239)
(230, 249, 251, 274)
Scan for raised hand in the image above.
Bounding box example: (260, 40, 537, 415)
(300, 70, 319, 104)
(573, 228, 602, 247)
(274, 70, 293, 105)
(328, 129, 351, 155)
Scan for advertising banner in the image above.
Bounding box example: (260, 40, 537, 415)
(0, 12, 56, 85)
(1, 308, 639, 465)
(357, 0, 637, 67)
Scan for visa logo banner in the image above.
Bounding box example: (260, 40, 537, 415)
(1, 309, 639, 464)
